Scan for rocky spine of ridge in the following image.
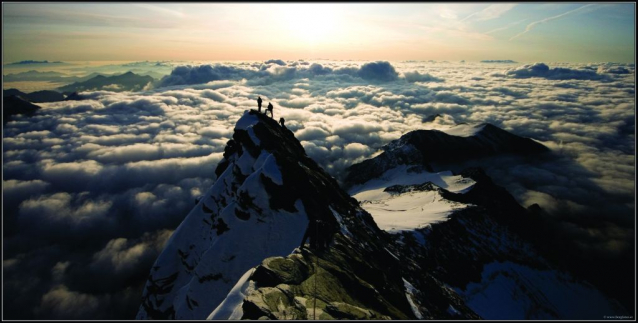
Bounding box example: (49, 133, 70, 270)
(345, 123, 549, 186)
(137, 110, 481, 320)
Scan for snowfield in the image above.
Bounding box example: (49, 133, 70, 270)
(350, 165, 475, 233)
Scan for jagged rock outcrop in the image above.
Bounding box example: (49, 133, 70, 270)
(345, 123, 549, 186)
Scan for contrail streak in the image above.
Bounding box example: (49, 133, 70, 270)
(509, 4, 596, 41)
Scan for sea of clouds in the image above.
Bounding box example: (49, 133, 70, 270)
(2, 60, 635, 318)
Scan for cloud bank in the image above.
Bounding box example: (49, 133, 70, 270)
(3, 60, 634, 319)
(506, 63, 609, 80)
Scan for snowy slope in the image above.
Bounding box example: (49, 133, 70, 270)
(350, 166, 475, 233)
(137, 112, 309, 319)
(457, 261, 626, 320)
(206, 267, 257, 320)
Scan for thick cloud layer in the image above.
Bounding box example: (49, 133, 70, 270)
(3, 60, 634, 319)
(159, 64, 250, 86)
(157, 60, 404, 88)
(506, 62, 609, 80)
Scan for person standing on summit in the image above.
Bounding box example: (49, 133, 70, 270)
(266, 102, 274, 118)
(257, 96, 263, 113)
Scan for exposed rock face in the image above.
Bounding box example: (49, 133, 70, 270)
(345, 123, 549, 186)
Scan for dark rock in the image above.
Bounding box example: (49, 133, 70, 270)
(345, 123, 549, 186)
(3, 88, 28, 98)
(26, 90, 65, 103)
(2, 95, 41, 123)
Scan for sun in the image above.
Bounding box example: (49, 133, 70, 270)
(279, 4, 341, 46)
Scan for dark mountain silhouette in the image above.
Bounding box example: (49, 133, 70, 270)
(345, 123, 549, 186)
(25, 90, 65, 103)
(481, 60, 517, 63)
(3, 88, 65, 103)
(6, 60, 63, 65)
(3, 89, 28, 97)
(58, 71, 154, 93)
(2, 95, 41, 123)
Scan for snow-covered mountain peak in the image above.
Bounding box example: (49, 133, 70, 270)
(137, 110, 386, 319)
(136, 110, 314, 319)
(137, 109, 484, 320)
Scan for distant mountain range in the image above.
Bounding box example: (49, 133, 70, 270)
(3, 71, 156, 105)
(6, 60, 64, 65)
(57, 71, 155, 93)
(3, 89, 65, 103)
(481, 60, 517, 63)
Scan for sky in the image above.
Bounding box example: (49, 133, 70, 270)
(2, 2, 636, 63)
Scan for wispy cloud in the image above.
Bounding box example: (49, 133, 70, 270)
(461, 4, 517, 22)
(509, 4, 596, 41)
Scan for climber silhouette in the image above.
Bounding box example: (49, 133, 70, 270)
(279, 117, 285, 127)
(266, 102, 274, 118)
(257, 96, 263, 113)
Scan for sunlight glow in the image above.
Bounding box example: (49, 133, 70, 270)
(278, 4, 341, 46)
(1, 3, 635, 62)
